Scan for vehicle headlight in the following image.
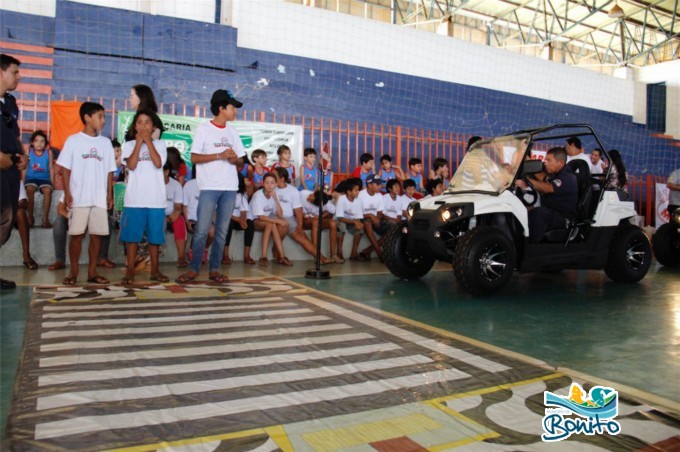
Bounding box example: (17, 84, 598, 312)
(442, 210, 451, 221)
(441, 206, 465, 222)
(673, 210, 680, 225)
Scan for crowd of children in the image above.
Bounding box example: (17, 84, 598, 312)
(13, 86, 454, 285)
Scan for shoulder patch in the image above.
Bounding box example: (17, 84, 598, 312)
(554, 179, 563, 188)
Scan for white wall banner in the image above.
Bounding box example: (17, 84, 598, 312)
(656, 182, 670, 226)
(118, 112, 303, 180)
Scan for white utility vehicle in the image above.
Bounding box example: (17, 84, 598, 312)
(384, 124, 652, 295)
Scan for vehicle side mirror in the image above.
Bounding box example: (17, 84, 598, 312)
(523, 159, 544, 175)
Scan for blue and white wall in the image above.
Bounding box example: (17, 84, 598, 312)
(1, 0, 677, 176)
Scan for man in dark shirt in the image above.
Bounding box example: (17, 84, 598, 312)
(517, 147, 577, 242)
(1, 54, 28, 289)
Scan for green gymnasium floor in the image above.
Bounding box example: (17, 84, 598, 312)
(1, 261, 678, 446)
(292, 266, 680, 405)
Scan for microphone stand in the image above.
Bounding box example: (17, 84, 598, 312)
(305, 162, 331, 280)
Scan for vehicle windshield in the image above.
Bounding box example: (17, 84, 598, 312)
(447, 135, 529, 194)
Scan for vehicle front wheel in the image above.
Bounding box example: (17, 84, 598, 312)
(383, 222, 435, 280)
(453, 226, 516, 296)
(652, 223, 680, 267)
(604, 224, 652, 282)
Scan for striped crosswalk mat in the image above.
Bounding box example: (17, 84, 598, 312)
(6, 279, 680, 450)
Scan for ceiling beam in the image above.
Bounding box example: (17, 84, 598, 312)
(622, 30, 680, 63)
(539, 0, 614, 45)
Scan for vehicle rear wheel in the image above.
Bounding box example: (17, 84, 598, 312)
(454, 226, 515, 296)
(383, 221, 435, 280)
(604, 224, 652, 282)
(652, 223, 680, 267)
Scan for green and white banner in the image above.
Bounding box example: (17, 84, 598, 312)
(117, 112, 303, 176)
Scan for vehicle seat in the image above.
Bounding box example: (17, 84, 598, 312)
(565, 160, 594, 242)
(568, 159, 593, 223)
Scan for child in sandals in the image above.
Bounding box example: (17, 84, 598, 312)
(56, 102, 117, 285)
(118, 108, 169, 284)
(250, 172, 292, 266)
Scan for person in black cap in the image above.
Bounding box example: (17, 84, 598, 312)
(176, 89, 245, 284)
(0, 54, 28, 290)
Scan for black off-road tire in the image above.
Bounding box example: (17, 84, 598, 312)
(652, 223, 680, 267)
(383, 221, 435, 280)
(604, 224, 652, 282)
(453, 226, 516, 296)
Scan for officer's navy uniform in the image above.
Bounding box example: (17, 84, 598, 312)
(0, 92, 22, 246)
(528, 165, 578, 242)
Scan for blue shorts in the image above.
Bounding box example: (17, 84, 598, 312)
(24, 179, 52, 190)
(119, 207, 166, 245)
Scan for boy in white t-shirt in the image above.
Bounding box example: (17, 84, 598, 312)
(273, 167, 330, 264)
(301, 188, 342, 263)
(401, 179, 418, 218)
(56, 102, 116, 285)
(357, 174, 391, 261)
(118, 109, 168, 284)
(176, 89, 246, 284)
(334, 178, 365, 261)
(382, 179, 404, 222)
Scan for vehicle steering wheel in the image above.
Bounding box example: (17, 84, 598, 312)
(515, 177, 538, 207)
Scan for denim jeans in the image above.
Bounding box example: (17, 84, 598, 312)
(190, 190, 236, 273)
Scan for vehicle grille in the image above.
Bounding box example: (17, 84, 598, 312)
(412, 219, 429, 231)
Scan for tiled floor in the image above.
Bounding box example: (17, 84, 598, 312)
(1, 260, 679, 447)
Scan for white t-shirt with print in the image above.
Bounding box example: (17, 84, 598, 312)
(358, 189, 384, 217)
(401, 195, 417, 213)
(57, 132, 116, 208)
(275, 184, 302, 218)
(382, 193, 403, 220)
(326, 198, 336, 216)
(190, 121, 246, 191)
(249, 189, 277, 220)
(121, 139, 167, 208)
(232, 192, 249, 218)
(300, 189, 333, 217)
(165, 178, 183, 215)
(182, 179, 200, 221)
(334, 194, 363, 220)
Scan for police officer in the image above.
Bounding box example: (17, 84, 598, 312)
(1, 54, 27, 290)
(517, 147, 577, 243)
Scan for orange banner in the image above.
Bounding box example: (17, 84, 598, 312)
(49, 100, 82, 150)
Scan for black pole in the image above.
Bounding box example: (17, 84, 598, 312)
(306, 161, 330, 279)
